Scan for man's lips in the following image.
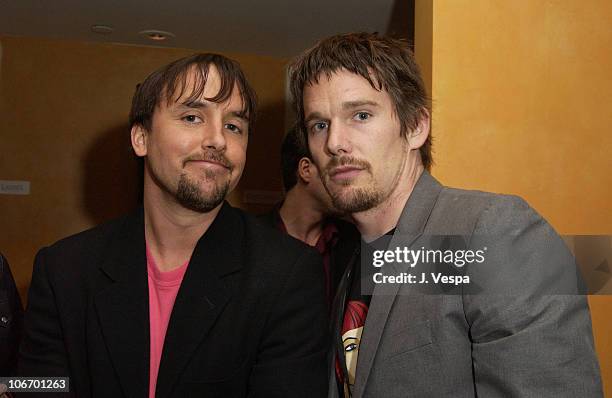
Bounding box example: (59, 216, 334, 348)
(329, 166, 364, 179)
(187, 159, 230, 170)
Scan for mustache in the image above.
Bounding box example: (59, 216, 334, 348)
(325, 156, 372, 175)
(183, 150, 233, 170)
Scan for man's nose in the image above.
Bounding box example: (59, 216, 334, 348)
(326, 122, 352, 156)
(201, 119, 226, 151)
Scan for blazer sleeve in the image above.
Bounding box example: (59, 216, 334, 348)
(247, 248, 329, 398)
(463, 196, 603, 397)
(0, 253, 23, 375)
(18, 248, 73, 382)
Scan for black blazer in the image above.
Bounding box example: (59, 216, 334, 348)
(19, 202, 330, 397)
(0, 253, 23, 375)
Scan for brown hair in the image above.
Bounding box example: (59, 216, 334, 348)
(289, 32, 432, 170)
(280, 125, 310, 192)
(129, 53, 257, 131)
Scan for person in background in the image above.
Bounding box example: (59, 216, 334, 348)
(259, 127, 359, 306)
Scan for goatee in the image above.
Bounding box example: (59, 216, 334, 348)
(322, 156, 381, 212)
(176, 172, 230, 213)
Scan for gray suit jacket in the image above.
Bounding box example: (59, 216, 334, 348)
(329, 171, 602, 398)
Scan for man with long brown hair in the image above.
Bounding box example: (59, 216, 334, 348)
(19, 53, 329, 397)
(290, 32, 602, 397)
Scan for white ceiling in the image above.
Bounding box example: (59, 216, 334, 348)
(0, 0, 401, 57)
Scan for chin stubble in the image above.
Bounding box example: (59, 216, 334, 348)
(176, 172, 230, 213)
(329, 184, 383, 213)
(322, 156, 382, 213)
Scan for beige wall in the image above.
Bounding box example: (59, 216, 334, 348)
(0, 35, 288, 302)
(416, 0, 612, 394)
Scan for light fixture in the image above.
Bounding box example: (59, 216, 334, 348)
(139, 30, 175, 41)
(91, 25, 114, 34)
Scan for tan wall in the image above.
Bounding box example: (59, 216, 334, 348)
(415, 0, 612, 394)
(0, 36, 287, 302)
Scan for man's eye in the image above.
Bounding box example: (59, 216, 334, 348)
(225, 123, 242, 134)
(183, 115, 202, 123)
(311, 122, 328, 133)
(354, 112, 371, 121)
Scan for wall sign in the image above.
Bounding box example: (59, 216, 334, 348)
(0, 180, 30, 195)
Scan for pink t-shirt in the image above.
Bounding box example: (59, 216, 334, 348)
(146, 247, 189, 398)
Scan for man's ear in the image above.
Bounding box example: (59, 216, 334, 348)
(131, 124, 148, 157)
(297, 157, 312, 183)
(407, 108, 431, 150)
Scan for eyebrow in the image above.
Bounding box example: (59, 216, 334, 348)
(304, 112, 327, 124)
(229, 111, 250, 123)
(342, 100, 380, 110)
(305, 100, 381, 123)
(176, 100, 250, 122)
(179, 99, 207, 109)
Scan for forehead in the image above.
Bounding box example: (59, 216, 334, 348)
(162, 65, 245, 111)
(303, 69, 389, 108)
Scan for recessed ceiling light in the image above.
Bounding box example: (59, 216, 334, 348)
(91, 25, 114, 34)
(139, 30, 175, 41)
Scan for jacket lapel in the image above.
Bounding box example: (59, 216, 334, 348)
(94, 209, 150, 398)
(155, 202, 244, 398)
(352, 171, 443, 398)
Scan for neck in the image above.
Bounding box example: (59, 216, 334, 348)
(351, 160, 424, 241)
(143, 177, 221, 272)
(278, 186, 325, 247)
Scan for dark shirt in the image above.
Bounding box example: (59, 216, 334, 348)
(336, 230, 394, 397)
(0, 253, 24, 375)
(275, 211, 339, 305)
(259, 204, 359, 309)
